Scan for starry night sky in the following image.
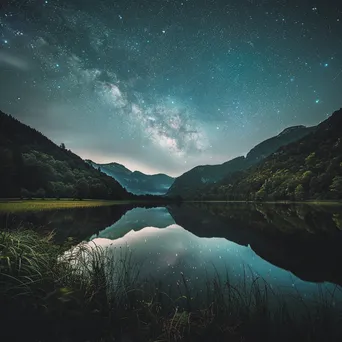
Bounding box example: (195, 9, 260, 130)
(0, 0, 341, 176)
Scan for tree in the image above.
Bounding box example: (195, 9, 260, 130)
(60, 143, 66, 150)
(20, 188, 31, 199)
(51, 181, 66, 198)
(36, 188, 46, 199)
(255, 187, 267, 201)
(75, 178, 89, 199)
(305, 152, 316, 167)
(330, 176, 342, 199)
(294, 184, 305, 200)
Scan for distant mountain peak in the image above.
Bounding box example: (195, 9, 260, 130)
(167, 123, 315, 198)
(203, 108, 342, 201)
(88, 161, 174, 195)
(278, 125, 307, 136)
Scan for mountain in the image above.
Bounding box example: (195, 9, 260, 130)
(203, 108, 342, 201)
(87, 160, 174, 195)
(0, 110, 132, 199)
(245, 125, 311, 164)
(167, 124, 314, 198)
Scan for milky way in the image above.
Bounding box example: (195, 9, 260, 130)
(0, 0, 341, 175)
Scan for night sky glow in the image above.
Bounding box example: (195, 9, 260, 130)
(0, 0, 341, 176)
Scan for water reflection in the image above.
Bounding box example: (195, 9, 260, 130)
(81, 202, 342, 300)
(3, 202, 342, 297)
(169, 203, 342, 286)
(0, 204, 164, 243)
(90, 207, 174, 240)
(87, 223, 338, 300)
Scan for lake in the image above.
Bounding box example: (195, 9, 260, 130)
(2, 202, 342, 302)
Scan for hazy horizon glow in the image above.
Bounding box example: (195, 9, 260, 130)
(0, 0, 341, 176)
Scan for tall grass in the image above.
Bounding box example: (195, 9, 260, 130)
(0, 229, 342, 341)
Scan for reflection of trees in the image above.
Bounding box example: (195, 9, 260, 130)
(168, 203, 342, 286)
(0, 204, 162, 244)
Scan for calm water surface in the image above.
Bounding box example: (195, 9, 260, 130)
(3, 202, 342, 301)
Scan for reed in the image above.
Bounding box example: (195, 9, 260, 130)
(0, 229, 341, 342)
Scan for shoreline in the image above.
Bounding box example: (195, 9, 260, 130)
(1, 198, 342, 213)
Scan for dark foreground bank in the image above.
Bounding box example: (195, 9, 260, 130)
(0, 229, 341, 342)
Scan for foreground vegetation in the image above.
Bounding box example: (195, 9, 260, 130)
(0, 229, 341, 342)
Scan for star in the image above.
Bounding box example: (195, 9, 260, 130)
(0, 0, 341, 177)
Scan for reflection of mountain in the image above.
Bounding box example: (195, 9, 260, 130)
(0, 204, 165, 243)
(168, 203, 342, 286)
(87, 160, 174, 195)
(93, 207, 175, 240)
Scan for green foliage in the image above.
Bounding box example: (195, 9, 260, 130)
(295, 184, 305, 200)
(169, 125, 314, 198)
(330, 176, 342, 199)
(305, 152, 316, 167)
(201, 109, 342, 201)
(75, 178, 89, 199)
(36, 187, 46, 199)
(0, 111, 131, 200)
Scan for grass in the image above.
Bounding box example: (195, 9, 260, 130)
(0, 229, 342, 342)
(2, 199, 341, 214)
(0, 199, 134, 213)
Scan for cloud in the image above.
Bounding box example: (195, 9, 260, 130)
(96, 80, 209, 156)
(0, 51, 29, 70)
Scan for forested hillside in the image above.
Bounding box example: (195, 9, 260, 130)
(201, 109, 342, 201)
(167, 125, 314, 198)
(0, 111, 131, 199)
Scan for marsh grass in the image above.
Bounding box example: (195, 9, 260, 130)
(0, 199, 134, 213)
(0, 229, 342, 342)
